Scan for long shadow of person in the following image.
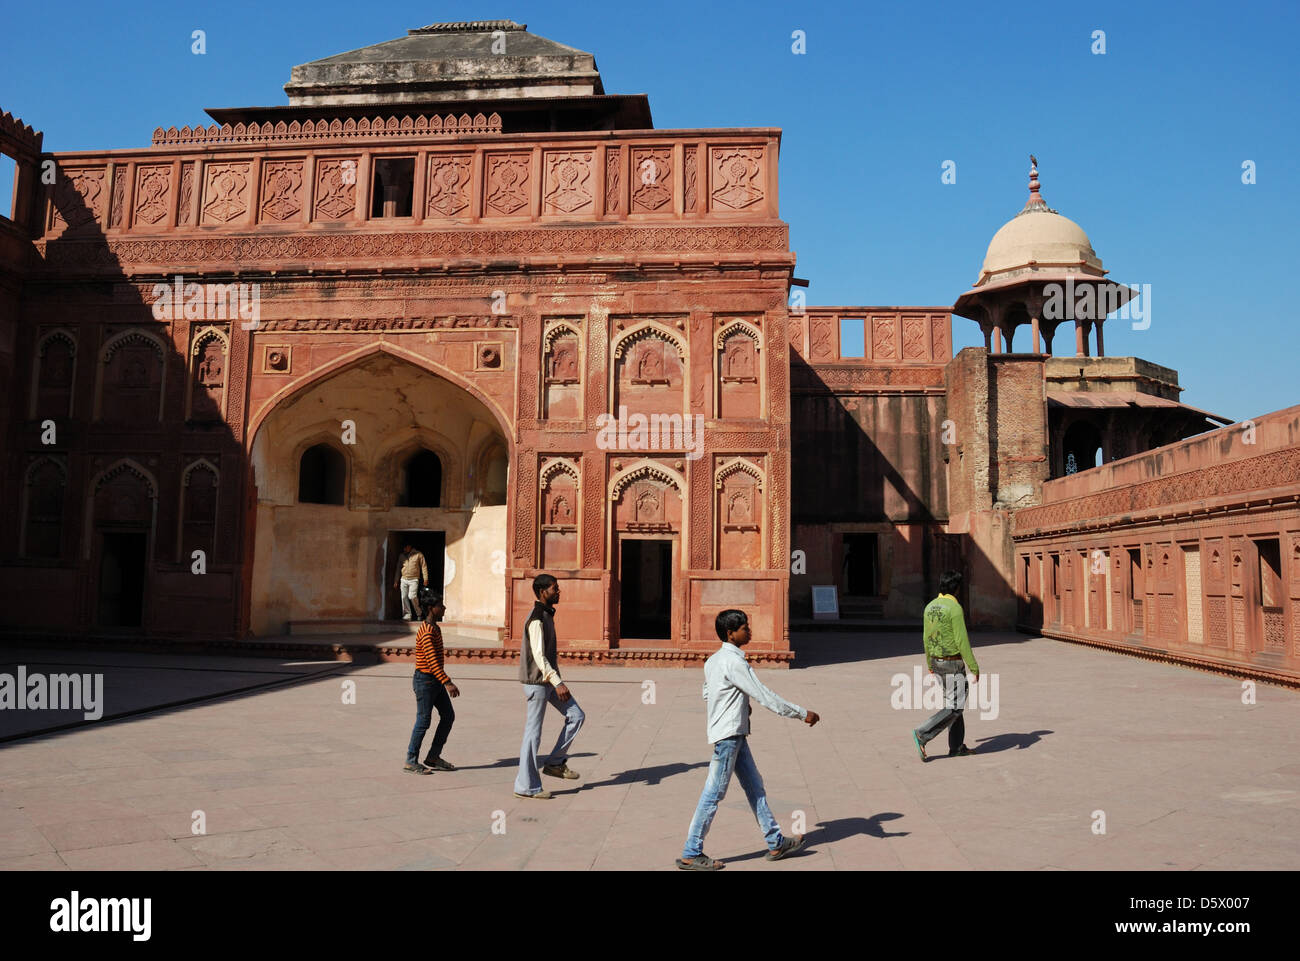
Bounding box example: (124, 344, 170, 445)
(719, 812, 909, 863)
(549, 760, 711, 794)
(973, 730, 1053, 754)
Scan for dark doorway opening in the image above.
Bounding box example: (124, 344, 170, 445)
(842, 533, 879, 596)
(619, 538, 672, 640)
(98, 531, 146, 627)
(385, 530, 446, 620)
(399, 449, 442, 507)
(371, 157, 415, 218)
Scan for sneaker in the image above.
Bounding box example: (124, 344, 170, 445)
(766, 834, 806, 861)
(542, 763, 579, 780)
(403, 762, 433, 775)
(402, 615, 413, 621)
(676, 854, 726, 871)
(424, 757, 457, 771)
(513, 790, 553, 799)
(949, 745, 974, 757)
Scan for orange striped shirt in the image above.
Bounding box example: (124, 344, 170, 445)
(415, 623, 451, 684)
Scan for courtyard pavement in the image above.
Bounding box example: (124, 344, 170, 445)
(1, 631, 1298, 871)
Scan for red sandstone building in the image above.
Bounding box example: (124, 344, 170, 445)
(1, 21, 1296, 680)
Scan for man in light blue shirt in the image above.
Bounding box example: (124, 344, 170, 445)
(677, 609, 820, 870)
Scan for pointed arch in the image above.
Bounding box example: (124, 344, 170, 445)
(611, 320, 687, 360)
(609, 458, 686, 500)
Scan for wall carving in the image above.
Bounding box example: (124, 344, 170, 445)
(631, 147, 672, 212)
(710, 147, 764, 211)
(1015, 448, 1300, 535)
(177, 164, 195, 226)
(314, 159, 357, 221)
(37, 225, 790, 273)
(605, 147, 621, 215)
(202, 163, 251, 224)
(543, 150, 594, 215)
(260, 161, 304, 222)
(485, 152, 531, 216)
(134, 165, 172, 226)
(50, 168, 105, 232)
(426, 155, 472, 217)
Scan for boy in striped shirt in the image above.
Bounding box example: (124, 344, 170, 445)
(404, 594, 461, 774)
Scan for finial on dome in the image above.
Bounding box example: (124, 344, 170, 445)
(1017, 153, 1056, 216)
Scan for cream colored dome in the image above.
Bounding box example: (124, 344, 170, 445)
(975, 160, 1105, 285)
(980, 209, 1101, 279)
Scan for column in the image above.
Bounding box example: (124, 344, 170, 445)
(1031, 315, 1041, 353)
(1095, 320, 1105, 357)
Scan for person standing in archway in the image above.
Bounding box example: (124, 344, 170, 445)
(513, 574, 585, 799)
(395, 543, 428, 621)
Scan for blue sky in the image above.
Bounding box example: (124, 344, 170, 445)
(3, 0, 1296, 421)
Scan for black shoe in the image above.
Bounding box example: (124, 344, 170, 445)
(424, 757, 457, 771)
(949, 745, 974, 757)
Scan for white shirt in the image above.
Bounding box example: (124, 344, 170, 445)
(526, 619, 563, 687)
(702, 643, 805, 743)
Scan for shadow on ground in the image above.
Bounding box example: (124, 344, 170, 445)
(791, 630, 1038, 668)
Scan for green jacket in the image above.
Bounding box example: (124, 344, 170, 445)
(922, 594, 978, 674)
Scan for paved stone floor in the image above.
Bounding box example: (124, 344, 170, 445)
(1, 631, 1298, 871)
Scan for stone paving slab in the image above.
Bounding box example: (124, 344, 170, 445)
(1, 631, 1298, 870)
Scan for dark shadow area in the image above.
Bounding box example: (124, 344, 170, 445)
(0, 133, 253, 642)
(974, 730, 1053, 753)
(791, 629, 1038, 668)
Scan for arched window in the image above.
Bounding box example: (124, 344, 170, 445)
(298, 444, 346, 505)
(400, 449, 442, 507)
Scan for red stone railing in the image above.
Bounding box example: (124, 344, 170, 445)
(36, 131, 783, 250)
(151, 112, 504, 146)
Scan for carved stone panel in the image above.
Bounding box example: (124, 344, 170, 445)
(177, 163, 195, 226)
(50, 168, 105, 233)
(201, 162, 251, 225)
(94, 466, 154, 527)
(709, 146, 764, 212)
(631, 147, 672, 213)
(718, 326, 760, 419)
(101, 334, 164, 423)
(483, 152, 531, 217)
(189, 329, 228, 420)
(717, 460, 763, 570)
(260, 160, 304, 222)
(614, 327, 686, 421)
(134, 165, 172, 226)
(605, 147, 621, 215)
(540, 459, 580, 570)
(543, 150, 594, 215)
(543, 324, 582, 420)
(426, 154, 472, 218)
(314, 158, 357, 221)
(35, 333, 76, 418)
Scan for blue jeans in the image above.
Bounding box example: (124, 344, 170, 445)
(514, 683, 585, 795)
(682, 735, 783, 859)
(407, 671, 455, 764)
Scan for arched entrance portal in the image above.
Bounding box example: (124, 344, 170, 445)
(248, 351, 510, 637)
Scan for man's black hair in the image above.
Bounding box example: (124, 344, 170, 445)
(938, 570, 963, 596)
(532, 573, 558, 597)
(715, 609, 749, 642)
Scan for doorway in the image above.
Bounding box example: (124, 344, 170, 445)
(98, 531, 146, 627)
(842, 533, 879, 596)
(385, 531, 446, 619)
(619, 538, 672, 640)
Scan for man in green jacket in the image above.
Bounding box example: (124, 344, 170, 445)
(912, 570, 979, 761)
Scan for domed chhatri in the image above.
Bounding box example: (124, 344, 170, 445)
(953, 156, 1134, 358)
(978, 158, 1103, 286)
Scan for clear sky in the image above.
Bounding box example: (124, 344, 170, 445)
(2, 0, 1296, 422)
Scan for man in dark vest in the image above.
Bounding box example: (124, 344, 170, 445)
(513, 573, 586, 799)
